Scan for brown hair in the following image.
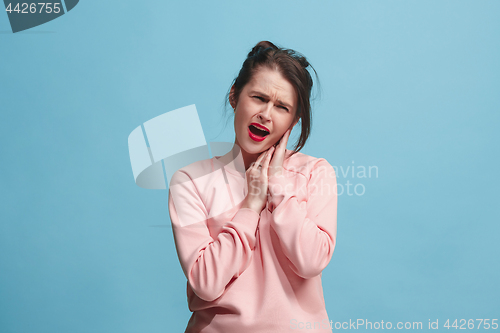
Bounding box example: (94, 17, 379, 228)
(224, 41, 320, 156)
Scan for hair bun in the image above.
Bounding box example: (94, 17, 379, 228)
(248, 41, 278, 58)
(297, 56, 310, 68)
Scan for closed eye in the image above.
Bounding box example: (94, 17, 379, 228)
(253, 96, 289, 111)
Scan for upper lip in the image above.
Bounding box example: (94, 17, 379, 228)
(250, 123, 270, 133)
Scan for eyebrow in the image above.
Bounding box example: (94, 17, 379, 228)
(249, 90, 293, 109)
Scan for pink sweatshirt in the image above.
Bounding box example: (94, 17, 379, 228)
(168, 149, 338, 332)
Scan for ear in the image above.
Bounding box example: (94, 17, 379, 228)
(229, 85, 237, 110)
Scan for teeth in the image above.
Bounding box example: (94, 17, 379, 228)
(251, 124, 269, 135)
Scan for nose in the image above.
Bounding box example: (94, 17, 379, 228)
(257, 102, 272, 123)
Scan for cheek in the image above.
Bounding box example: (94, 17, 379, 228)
(234, 113, 247, 135)
(234, 111, 241, 125)
(273, 118, 291, 135)
(235, 108, 251, 126)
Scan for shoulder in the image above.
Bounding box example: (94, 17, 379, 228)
(283, 149, 336, 179)
(170, 157, 215, 187)
(169, 157, 219, 209)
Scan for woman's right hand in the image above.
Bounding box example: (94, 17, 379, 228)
(241, 146, 275, 214)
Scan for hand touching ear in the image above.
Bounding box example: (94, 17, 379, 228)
(268, 129, 291, 179)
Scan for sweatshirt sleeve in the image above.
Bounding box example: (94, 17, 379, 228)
(168, 170, 260, 302)
(267, 158, 337, 279)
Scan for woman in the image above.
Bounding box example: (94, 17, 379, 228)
(168, 41, 338, 332)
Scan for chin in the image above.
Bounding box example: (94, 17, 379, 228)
(237, 140, 264, 155)
(244, 144, 266, 155)
(236, 130, 274, 154)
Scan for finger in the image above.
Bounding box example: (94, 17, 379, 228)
(281, 129, 291, 147)
(261, 146, 275, 177)
(252, 149, 267, 166)
(274, 130, 287, 150)
(263, 146, 275, 166)
(251, 148, 271, 170)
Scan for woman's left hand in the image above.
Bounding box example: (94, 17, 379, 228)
(268, 128, 291, 179)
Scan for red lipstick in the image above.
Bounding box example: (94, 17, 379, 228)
(248, 127, 267, 142)
(250, 123, 270, 132)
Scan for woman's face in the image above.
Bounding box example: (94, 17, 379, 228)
(231, 67, 298, 156)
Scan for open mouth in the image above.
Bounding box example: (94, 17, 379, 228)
(248, 124, 270, 138)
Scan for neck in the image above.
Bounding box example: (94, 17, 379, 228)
(220, 142, 290, 172)
(240, 148, 260, 171)
(225, 137, 291, 171)
(231, 136, 261, 170)
(217, 143, 247, 174)
(221, 141, 259, 171)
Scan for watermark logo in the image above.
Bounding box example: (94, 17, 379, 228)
(3, 0, 79, 33)
(128, 105, 378, 228)
(333, 162, 378, 197)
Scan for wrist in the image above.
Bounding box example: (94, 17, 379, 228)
(241, 198, 263, 215)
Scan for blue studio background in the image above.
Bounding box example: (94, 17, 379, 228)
(1, 1, 499, 332)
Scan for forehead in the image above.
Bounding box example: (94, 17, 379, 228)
(246, 68, 296, 105)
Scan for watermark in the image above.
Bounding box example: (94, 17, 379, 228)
(332, 161, 378, 197)
(289, 318, 499, 330)
(3, 0, 79, 33)
(127, 106, 380, 228)
(247, 161, 378, 198)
